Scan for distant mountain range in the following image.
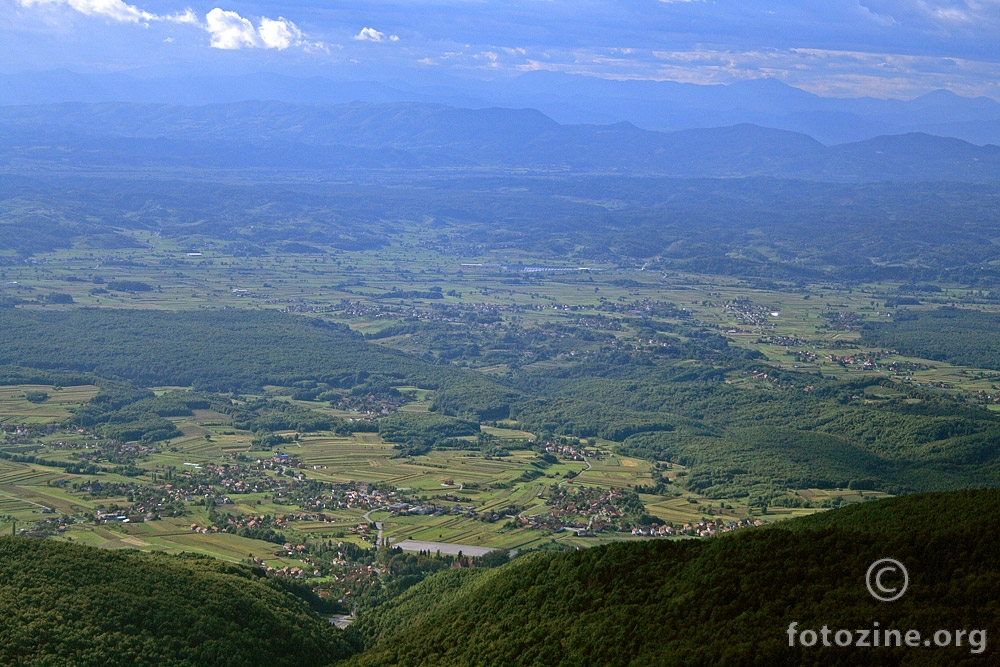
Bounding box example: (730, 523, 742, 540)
(1, 101, 998, 182)
(2, 70, 999, 146)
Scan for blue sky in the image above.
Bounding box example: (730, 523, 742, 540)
(3, 1, 999, 99)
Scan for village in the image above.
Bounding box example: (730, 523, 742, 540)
(3, 406, 772, 610)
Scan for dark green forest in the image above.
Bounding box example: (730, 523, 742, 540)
(344, 489, 1000, 667)
(0, 538, 352, 667)
(863, 308, 1000, 370)
(0, 308, 451, 392)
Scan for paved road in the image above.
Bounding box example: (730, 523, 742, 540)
(557, 455, 591, 488)
(362, 508, 383, 544)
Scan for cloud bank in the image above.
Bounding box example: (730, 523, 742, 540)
(10, 0, 1000, 100)
(17, 0, 313, 50)
(19, 0, 196, 25)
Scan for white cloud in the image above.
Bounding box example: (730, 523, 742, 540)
(18, 0, 195, 24)
(18, 1, 318, 51)
(868, 0, 1000, 31)
(477, 50, 500, 67)
(258, 16, 302, 50)
(354, 26, 398, 42)
(204, 9, 310, 50)
(171, 8, 197, 24)
(204, 9, 309, 50)
(205, 8, 258, 49)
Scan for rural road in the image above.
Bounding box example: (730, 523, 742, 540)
(557, 455, 591, 489)
(362, 508, 383, 545)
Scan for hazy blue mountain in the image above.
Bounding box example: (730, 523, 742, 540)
(1, 102, 998, 181)
(3, 70, 999, 146)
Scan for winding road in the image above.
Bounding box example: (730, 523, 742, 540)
(362, 508, 383, 545)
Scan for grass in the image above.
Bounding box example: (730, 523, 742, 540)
(0, 384, 100, 423)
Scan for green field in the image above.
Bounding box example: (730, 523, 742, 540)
(0, 384, 100, 424)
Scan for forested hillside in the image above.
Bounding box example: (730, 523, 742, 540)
(0, 538, 352, 667)
(0, 309, 445, 391)
(862, 308, 1000, 371)
(3, 490, 996, 666)
(344, 489, 1000, 667)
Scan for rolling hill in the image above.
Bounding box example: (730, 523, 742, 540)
(344, 489, 1000, 666)
(0, 538, 352, 667)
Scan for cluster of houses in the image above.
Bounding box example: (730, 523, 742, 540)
(1, 421, 69, 444)
(573, 315, 623, 331)
(759, 334, 808, 347)
(828, 352, 934, 381)
(2, 423, 164, 466)
(263, 297, 336, 314)
(543, 442, 594, 461)
(741, 369, 815, 393)
(246, 554, 321, 579)
(724, 298, 779, 328)
(829, 349, 893, 370)
(820, 310, 862, 331)
(423, 300, 514, 325)
(82, 479, 206, 522)
(333, 393, 409, 416)
(65, 439, 157, 466)
(15, 515, 70, 538)
(81, 461, 403, 524)
(332, 300, 399, 319)
(631, 517, 764, 538)
(93, 508, 141, 523)
(790, 349, 820, 365)
(199, 457, 312, 495)
(541, 485, 637, 533)
(189, 512, 301, 535)
(278, 480, 397, 513)
(386, 501, 488, 519)
(974, 389, 1000, 405)
(509, 506, 765, 539)
(322, 564, 381, 598)
(509, 513, 588, 533)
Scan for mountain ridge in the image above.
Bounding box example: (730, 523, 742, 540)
(2, 101, 998, 182)
(3, 69, 998, 145)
